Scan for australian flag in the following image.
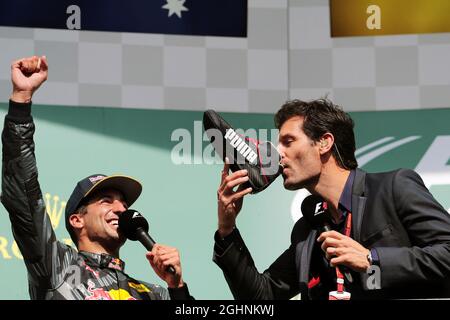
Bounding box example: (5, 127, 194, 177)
(0, 0, 247, 37)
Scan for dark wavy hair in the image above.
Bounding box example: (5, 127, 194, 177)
(274, 99, 358, 170)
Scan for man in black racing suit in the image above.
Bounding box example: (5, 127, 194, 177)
(1, 55, 193, 300)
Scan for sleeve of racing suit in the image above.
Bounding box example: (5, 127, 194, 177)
(168, 282, 195, 300)
(1, 100, 60, 295)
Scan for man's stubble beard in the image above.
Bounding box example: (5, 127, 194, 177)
(283, 173, 320, 192)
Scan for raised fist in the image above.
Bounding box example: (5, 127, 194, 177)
(10, 55, 48, 103)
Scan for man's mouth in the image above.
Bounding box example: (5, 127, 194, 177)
(281, 165, 289, 180)
(106, 219, 119, 228)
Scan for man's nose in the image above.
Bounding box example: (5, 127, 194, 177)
(112, 199, 127, 213)
(277, 144, 285, 158)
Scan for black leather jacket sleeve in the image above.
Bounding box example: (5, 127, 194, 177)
(1, 100, 58, 289)
(213, 228, 299, 299)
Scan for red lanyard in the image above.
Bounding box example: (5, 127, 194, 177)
(335, 212, 352, 293)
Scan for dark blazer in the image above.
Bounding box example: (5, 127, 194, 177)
(213, 168, 450, 299)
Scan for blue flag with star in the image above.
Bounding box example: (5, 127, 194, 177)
(0, 0, 247, 37)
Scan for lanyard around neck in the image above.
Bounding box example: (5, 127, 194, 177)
(334, 212, 352, 293)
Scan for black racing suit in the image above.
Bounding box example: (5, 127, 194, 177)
(1, 100, 192, 300)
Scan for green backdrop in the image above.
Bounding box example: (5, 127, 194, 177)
(0, 102, 449, 299)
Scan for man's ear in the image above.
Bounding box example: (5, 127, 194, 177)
(69, 213, 85, 231)
(319, 133, 334, 155)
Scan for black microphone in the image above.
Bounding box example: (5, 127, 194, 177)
(301, 194, 332, 233)
(118, 209, 176, 275)
(302, 195, 353, 281)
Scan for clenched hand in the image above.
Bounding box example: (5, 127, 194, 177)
(10, 55, 48, 103)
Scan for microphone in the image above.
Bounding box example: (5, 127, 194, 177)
(118, 209, 176, 275)
(301, 194, 332, 233)
(301, 195, 353, 281)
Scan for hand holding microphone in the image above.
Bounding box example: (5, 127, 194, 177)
(146, 244, 183, 288)
(302, 195, 370, 273)
(118, 210, 184, 288)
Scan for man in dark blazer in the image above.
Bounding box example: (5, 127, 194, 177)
(213, 99, 450, 300)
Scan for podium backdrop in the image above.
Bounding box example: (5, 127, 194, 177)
(0, 103, 449, 299)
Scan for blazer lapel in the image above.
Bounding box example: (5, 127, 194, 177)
(351, 169, 367, 243)
(295, 229, 317, 300)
